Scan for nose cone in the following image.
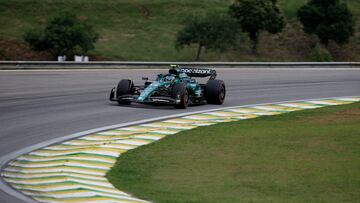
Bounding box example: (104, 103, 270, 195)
(137, 82, 160, 102)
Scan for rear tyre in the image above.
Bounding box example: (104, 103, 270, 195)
(205, 80, 226, 104)
(172, 82, 189, 109)
(116, 79, 133, 105)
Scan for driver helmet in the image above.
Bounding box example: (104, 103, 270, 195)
(169, 65, 180, 75)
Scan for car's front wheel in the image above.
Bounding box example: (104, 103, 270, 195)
(172, 82, 189, 109)
(116, 79, 133, 105)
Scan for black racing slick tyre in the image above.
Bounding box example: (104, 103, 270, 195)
(205, 80, 226, 105)
(116, 79, 133, 105)
(172, 82, 189, 109)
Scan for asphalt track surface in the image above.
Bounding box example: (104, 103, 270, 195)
(0, 68, 360, 202)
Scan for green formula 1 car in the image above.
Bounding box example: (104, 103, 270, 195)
(109, 65, 225, 109)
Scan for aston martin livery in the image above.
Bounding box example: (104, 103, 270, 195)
(109, 65, 226, 109)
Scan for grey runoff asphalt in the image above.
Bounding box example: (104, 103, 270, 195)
(0, 68, 360, 202)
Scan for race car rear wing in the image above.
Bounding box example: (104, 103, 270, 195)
(180, 67, 217, 80)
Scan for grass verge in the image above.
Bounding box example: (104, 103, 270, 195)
(0, 0, 359, 61)
(107, 102, 360, 203)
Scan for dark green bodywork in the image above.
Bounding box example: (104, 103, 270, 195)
(137, 72, 202, 103)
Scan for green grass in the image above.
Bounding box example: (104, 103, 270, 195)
(107, 102, 360, 203)
(0, 0, 359, 61)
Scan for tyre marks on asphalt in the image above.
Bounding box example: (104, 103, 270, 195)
(2, 97, 360, 203)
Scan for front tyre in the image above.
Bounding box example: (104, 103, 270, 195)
(116, 79, 133, 105)
(172, 82, 189, 109)
(205, 80, 226, 104)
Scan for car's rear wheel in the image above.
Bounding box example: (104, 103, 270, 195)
(117, 79, 133, 105)
(205, 80, 226, 104)
(172, 82, 189, 109)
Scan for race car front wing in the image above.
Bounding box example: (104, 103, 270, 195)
(109, 88, 178, 105)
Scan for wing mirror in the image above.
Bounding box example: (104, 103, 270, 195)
(142, 77, 149, 81)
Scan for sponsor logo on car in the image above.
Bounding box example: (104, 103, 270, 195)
(180, 68, 212, 75)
